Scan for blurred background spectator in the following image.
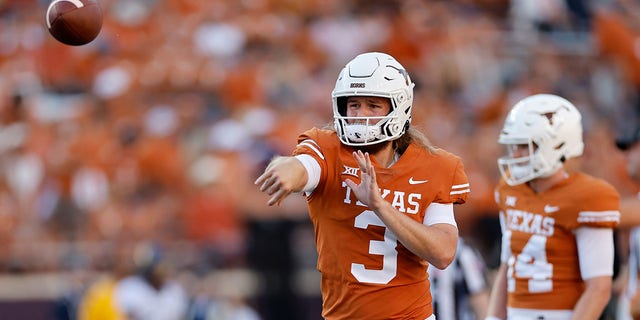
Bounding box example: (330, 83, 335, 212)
(112, 242, 188, 320)
(1, 0, 640, 319)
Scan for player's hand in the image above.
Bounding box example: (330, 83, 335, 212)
(255, 157, 298, 206)
(344, 150, 383, 210)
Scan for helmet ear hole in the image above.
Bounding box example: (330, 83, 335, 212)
(386, 123, 399, 136)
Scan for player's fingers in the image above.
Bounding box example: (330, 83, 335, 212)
(268, 188, 290, 206)
(265, 179, 283, 195)
(353, 151, 367, 171)
(364, 152, 373, 171)
(254, 171, 271, 185)
(258, 174, 278, 192)
(344, 178, 356, 190)
(257, 179, 270, 192)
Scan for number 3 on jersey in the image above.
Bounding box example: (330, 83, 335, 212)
(506, 230, 553, 293)
(351, 210, 399, 284)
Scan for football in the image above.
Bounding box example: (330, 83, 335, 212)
(46, 0, 103, 46)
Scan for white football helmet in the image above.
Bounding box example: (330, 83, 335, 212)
(332, 52, 414, 146)
(497, 94, 584, 186)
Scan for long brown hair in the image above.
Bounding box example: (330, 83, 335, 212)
(395, 127, 435, 154)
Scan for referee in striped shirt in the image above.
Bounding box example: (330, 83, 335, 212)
(428, 238, 491, 320)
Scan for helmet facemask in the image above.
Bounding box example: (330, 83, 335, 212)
(498, 139, 555, 186)
(341, 116, 387, 145)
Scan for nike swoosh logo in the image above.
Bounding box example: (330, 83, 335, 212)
(544, 205, 559, 213)
(409, 177, 429, 185)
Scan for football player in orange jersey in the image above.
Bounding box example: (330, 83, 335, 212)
(486, 94, 621, 320)
(255, 52, 470, 320)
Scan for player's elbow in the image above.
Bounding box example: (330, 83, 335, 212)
(431, 260, 452, 270)
(584, 275, 612, 302)
(429, 251, 456, 270)
(425, 224, 458, 269)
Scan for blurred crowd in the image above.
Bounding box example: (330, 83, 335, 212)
(2, 0, 640, 319)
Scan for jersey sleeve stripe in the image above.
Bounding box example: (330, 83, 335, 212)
(577, 210, 620, 223)
(450, 183, 470, 195)
(298, 139, 324, 160)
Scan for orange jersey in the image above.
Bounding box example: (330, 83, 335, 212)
(293, 128, 469, 320)
(495, 172, 620, 310)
